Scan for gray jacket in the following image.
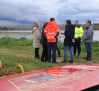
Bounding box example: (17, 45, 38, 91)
(33, 27, 42, 48)
(82, 25, 93, 43)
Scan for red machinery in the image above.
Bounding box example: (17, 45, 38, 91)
(0, 64, 99, 91)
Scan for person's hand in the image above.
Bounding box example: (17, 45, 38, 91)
(49, 38, 52, 41)
(72, 39, 75, 43)
(78, 37, 81, 40)
(47, 37, 52, 41)
(52, 36, 54, 39)
(61, 32, 64, 35)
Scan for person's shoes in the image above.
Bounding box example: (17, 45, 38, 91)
(52, 62, 58, 63)
(48, 60, 51, 62)
(45, 58, 48, 62)
(86, 58, 92, 61)
(45, 60, 47, 62)
(61, 60, 67, 63)
(41, 60, 45, 62)
(58, 52, 61, 57)
(77, 54, 80, 58)
(83, 57, 88, 59)
(68, 60, 73, 63)
(35, 57, 41, 59)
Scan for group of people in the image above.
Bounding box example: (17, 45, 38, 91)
(33, 18, 93, 63)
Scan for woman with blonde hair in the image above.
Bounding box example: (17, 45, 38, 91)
(40, 22, 48, 62)
(33, 21, 42, 59)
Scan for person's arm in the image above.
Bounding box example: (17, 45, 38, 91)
(54, 32, 59, 38)
(44, 28, 52, 40)
(35, 30, 41, 40)
(53, 26, 60, 38)
(40, 28, 44, 44)
(44, 33, 47, 39)
(52, 26, 60, 39)
(61, 32, 65, 35)
(44, 28, 48, 39)
(84, 27, 93, 40)
(79, 27, 83, 38)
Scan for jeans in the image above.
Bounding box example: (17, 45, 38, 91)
(74, 38, 81, 55)
(56, 45, 60, 53)
(85, 43, 92, 59)
(47, 42, 57, 62)
(64, 46, 74, 60)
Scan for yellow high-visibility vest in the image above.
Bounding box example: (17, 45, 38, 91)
(74, 26, 83, 38)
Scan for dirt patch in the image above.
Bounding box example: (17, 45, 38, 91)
(0, 69, 21, 77)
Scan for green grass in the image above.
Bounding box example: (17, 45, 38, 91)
(0, 37, 99, 76)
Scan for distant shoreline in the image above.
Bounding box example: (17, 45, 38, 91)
(0, 30, 99, 31)
(0, 23, 99, 30)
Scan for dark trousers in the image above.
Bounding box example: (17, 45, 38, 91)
(56, 45, 60, 53)
(47, 42, 57, 62)
(35, 48, 39, 57)
(74, 38, 81, 55)
(41, 44, 48, 61)
(85, 43, 92, 59)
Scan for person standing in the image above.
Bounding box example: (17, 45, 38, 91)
(82, 20, 93, 61)
(32, 21, 39, 34)
(56, 45, 61, 57)
(74, 20, 83, 57)
(32, 21, 40, 57)
(40, 22, 48, 62)
(33, 21, 42, 59)
(61, 20, 75, 63)
(44, 18, 60, 63)
(56, 32, 61, 57)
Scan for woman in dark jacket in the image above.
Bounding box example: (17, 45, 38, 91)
(40, 22, 48, 62)
(61, 20, 75, 63)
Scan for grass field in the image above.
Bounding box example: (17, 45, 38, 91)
(0, 37, 99, 77)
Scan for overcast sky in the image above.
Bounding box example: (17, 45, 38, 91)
(0, 0, 99, 26)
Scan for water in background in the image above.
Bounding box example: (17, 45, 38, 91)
(59, 30, 99, 42)
(0, 30, 99, 42)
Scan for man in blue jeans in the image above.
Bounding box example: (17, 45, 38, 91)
(64, 46, 74, 63)
(61, 20, 75, 63)
(82, 20, 93, 61)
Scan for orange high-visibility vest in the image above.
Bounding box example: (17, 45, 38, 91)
(44, 21, 60, 43)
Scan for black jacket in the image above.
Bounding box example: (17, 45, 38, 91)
(64, 24, 75, 46)
(40, 26, 47, 45)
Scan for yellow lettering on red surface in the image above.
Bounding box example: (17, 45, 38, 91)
(9, 73, 85, 91)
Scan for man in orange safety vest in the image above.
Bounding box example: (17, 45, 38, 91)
(44, 18, 60, 63)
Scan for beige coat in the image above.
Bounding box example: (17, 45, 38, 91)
(33, 27, 42, 48)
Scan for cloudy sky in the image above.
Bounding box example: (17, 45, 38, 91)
(0, 0, 99, 26)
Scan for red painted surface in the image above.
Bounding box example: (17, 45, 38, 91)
(0, 64, 99, 91)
